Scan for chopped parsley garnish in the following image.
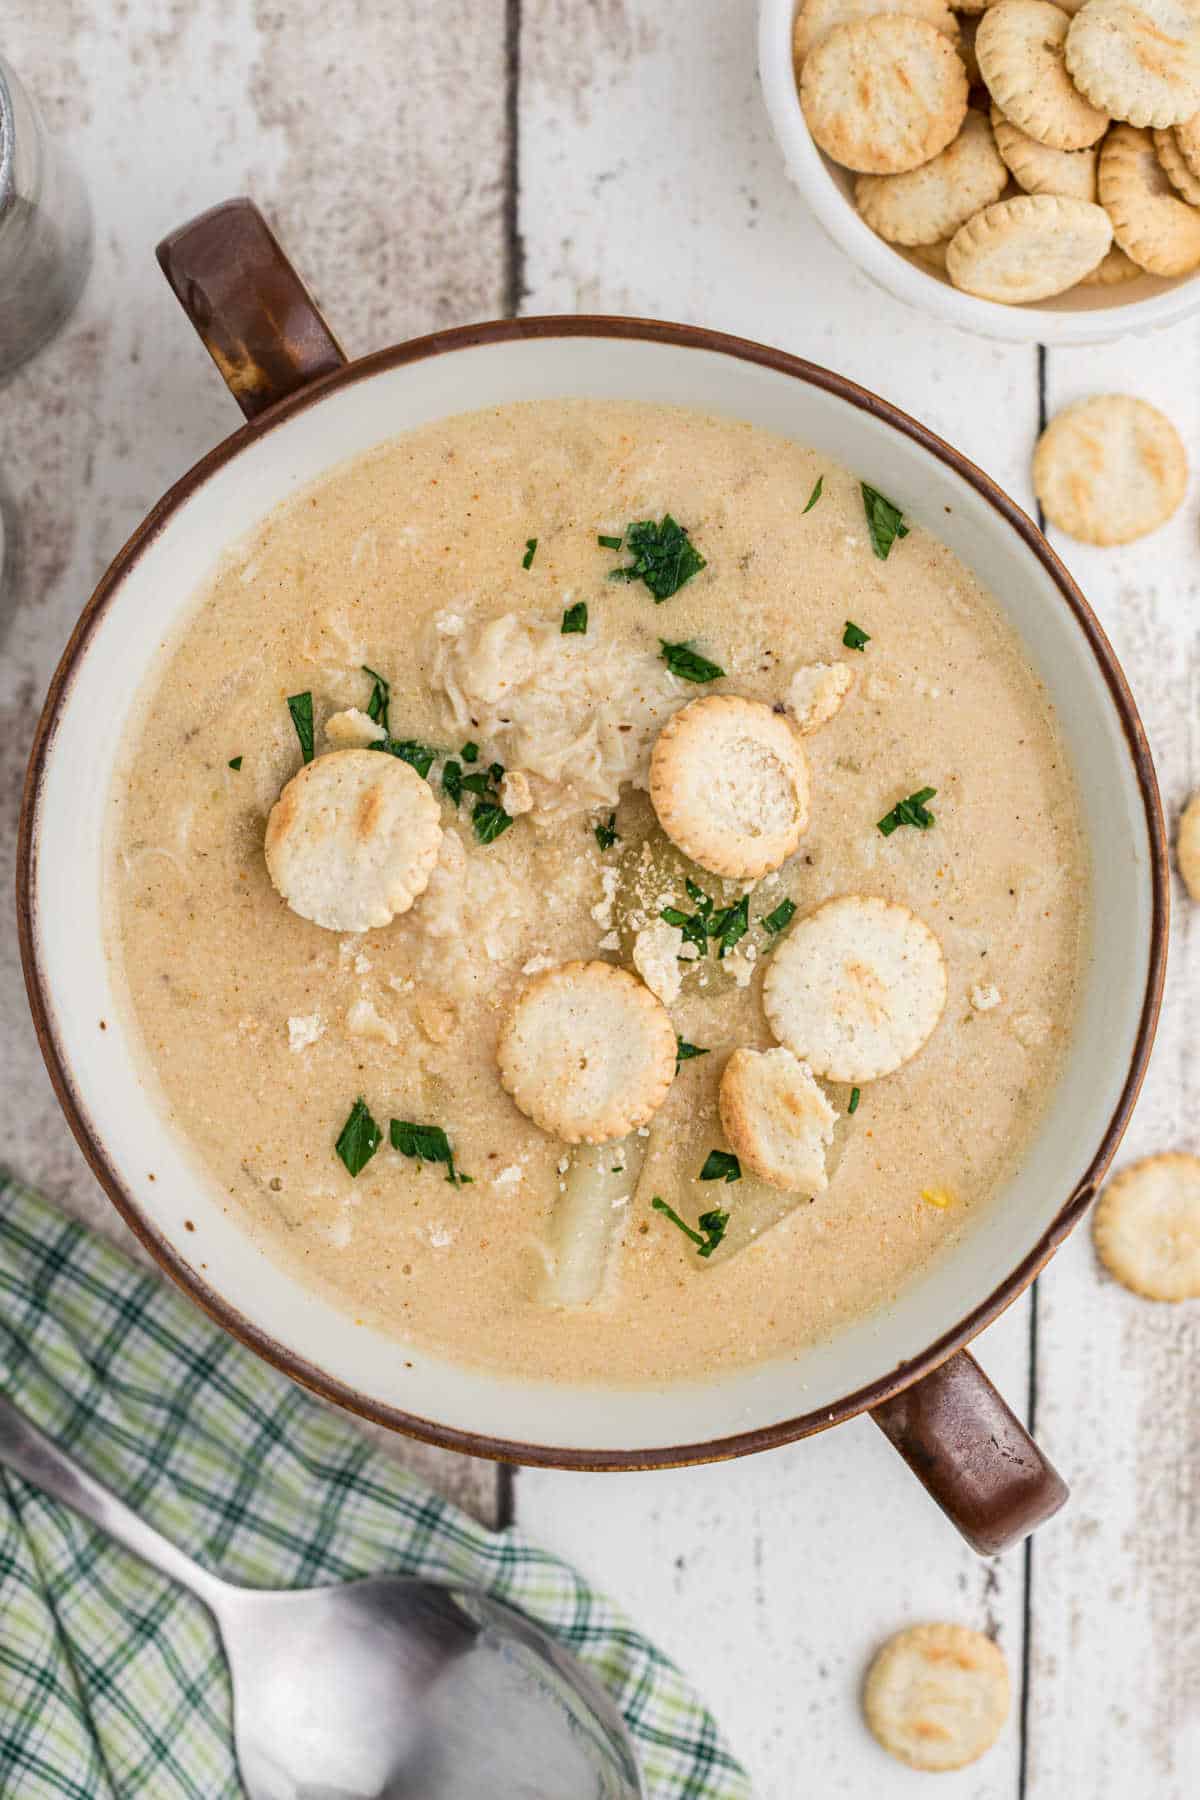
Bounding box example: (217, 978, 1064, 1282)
(861, 483, 910, 561)
(878, 786, 937, 836)
(287, 691, 314, 764)
(848, 1086, 861, 1115)
(661, 880, 747, 960)
(651, 1197, 729, 1258)
(228, 756, 243, 771)
(335, 1097, 381, 1178)
(522, 537, 538, 569)
(473, 800, 513, 843)
(699, 1149, 742, 1184)
(461, 741, 479, 763)
(676, 1037, 710, 1066)
(488, 762, 505, 784)
(761, 898, 796, 935)
(594, 812, 620, 852)
(442, 759, 463, 806)
(709, 892, 749, 959)
(609, 515, 706, 601)
(659, 639, 725, 684)
(371, 737, 437, 780)
(597, 533, 624, 549)
(561, 601, 588, 635)
(843, 620, 870, 652)
(459, 771, 493, 796)
(803, 475, 824, 514)
(390, 1119, 471, 1186)
(362, 664, 391, 733)
(662, 876, 713, 957)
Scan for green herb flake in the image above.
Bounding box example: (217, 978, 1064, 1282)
(803, 475, 824, 515)
(335, 1097, 382, 1179)
(442, 760, 463, 806)
(651, 1196, 729, 1258)
(594, 813, 620, 852)
(361, 664, 391, 733)
(461, 741, 480, 763)
(660, 639, 726, 684)
(676, 1037, 710, 1067)
(861, 483, 910, 561)
(227, 756, 243, 771)
(609, 515, 706, 601)
(561, 601, 588, 635)
(287, 691, 314, 764)
(699, 1149, 742, 1184)
(390, 1118, 471, 1187)
(877, 785, 937, 836)
(710, 892, 750, 959)
(848, 1086, 861, 1115)
(488, 762, 505, 784)
(660, 905, 710, 959)
(597, 533, 624, 549)
(843, 620, 870, 652)
(473, 800, 513, 844)
(522, 537, 538, 570)
(761, 898, 796, 935)
(372, 737, 437, 780)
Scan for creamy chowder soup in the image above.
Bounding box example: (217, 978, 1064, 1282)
(107, 399, 1088, 1385)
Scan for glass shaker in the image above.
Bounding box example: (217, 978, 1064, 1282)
(0, 54, 92, 380)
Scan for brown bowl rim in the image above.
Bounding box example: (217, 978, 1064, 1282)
(16, 314, 1169, 1470)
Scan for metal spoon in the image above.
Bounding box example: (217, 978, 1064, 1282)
(0, 1393, 643, 1799)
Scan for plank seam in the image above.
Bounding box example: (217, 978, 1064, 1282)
(504, 0, 526, 316)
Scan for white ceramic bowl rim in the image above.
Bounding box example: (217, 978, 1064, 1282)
(18, 315, 1167, 1467)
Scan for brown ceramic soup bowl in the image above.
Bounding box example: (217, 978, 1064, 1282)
(18, 200, 1168, 1552)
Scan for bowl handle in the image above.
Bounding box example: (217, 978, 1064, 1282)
(870, 1348, 1067, 1555)
(156, 197, 346, 419)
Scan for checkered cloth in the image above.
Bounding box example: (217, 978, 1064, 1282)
(0, 1175, 751, 1799)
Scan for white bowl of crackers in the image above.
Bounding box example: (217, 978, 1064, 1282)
(759, 0, 1200, 344)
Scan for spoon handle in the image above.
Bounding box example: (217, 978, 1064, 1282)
(0, 1390, 231, 1614)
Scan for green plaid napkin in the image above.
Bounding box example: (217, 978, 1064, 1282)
(0, 1174, 751, 1799)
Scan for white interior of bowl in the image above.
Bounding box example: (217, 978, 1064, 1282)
(757, 0, 1200, 347)
(30, 332, 1154, 1453)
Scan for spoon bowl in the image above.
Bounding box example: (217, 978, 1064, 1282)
(0, 1394, 643, 1799)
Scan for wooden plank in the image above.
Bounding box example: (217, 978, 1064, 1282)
(518, 1312, 1028, 1800)
(516, 5, 1037, 1792)
(0, 1, 509, 1523)
(1025, 340, 1200, 1797)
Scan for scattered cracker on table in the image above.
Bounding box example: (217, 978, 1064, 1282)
(800, 16, 968, 174)
(649, 694, 810, 879)
(264, 748, 443, 933)
(1093, 1153, 1200, 1301)
(855, 110, 1008, 245)
(792, 0, 960, 69)
(977, 1, 1109, 152)
(1066, 0, 1200, 131)
(863, 1624, 1010, 1772)
(496, 960, 677, 1145)
(1099, 123, 1200, 275)
(762, 894, 947, 1084)
(946, 192, 1112, 301)
(1176, 792, 1200, 900)
(1032, 394, 1187, 545)
(991, 102, 1099, 200)
(1153, 125, 1200, 207)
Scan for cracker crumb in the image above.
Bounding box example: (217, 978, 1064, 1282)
(633, 920, 686, 1006)
(498, 769, 534, 816)
(345, 998, 398, 1046)
(970, 982, 1002, 1011)
(287, 1013, 324, 1052)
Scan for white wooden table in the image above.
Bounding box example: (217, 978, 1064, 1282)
(2, 6, 1197, 1795)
